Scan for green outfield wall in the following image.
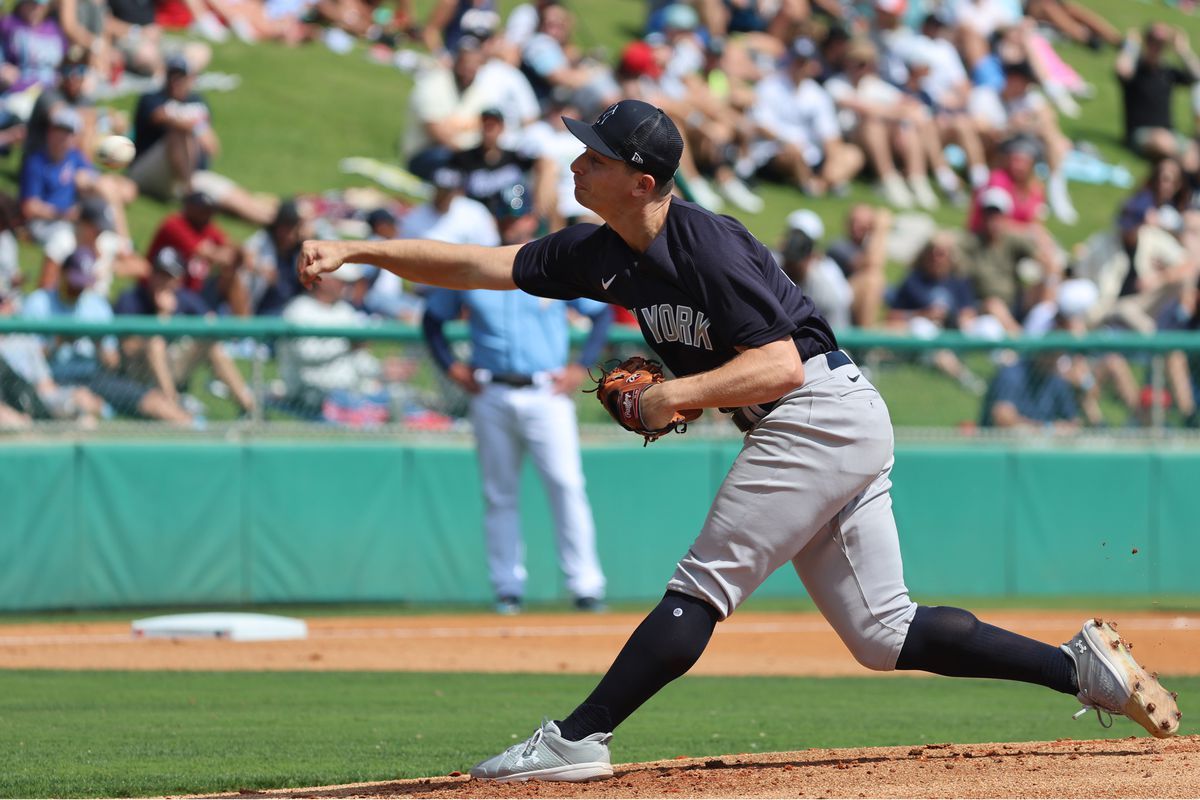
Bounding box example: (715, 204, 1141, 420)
(1, 441, 1196, 610)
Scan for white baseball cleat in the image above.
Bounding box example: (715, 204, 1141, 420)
(469, 719, 613, 782)
(1060, 618, 1181, 738)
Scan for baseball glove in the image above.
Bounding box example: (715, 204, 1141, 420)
(588, 356, 700, 446)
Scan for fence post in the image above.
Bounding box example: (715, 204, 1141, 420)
(251, 342, 266, 425)
(1150, 353, 1166, 433)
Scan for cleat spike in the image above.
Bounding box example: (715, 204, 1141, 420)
(1146, 703, 1156, 713)
(1093, 617, 1104, 626)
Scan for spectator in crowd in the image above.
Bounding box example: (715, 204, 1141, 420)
(25, 54, 88, 160)
(0, 284, 105, 427)
(452, 107, 555, 221)
(40, 196, 148, 296)
(824, 39, 941, 210)
(981, 344, 1081, 430)
(775, 209, 852, 331)
(422, 183, 611, 614)
(57, 0, 119, 78)
(114, 246, 257, 416)
(825, 203, 891, 328)
(0, 0, 68, 94)
(517, 93, 601, 227)
(969, 58, 1078, 224)
(19, 107, 132, 250)
(108, 0, 212, 77)
(968, 135, 1045, 236)
(887, 230, 996, 395)
(20, 106, 90, 249)
(147, 190, 246, 315)
(1117, 23, 1200, 170)
(955, 186, 1058, 335)
(241, 198, 309, 315)
(519, 3, 618, 112)
(401, 163, 500, 249)
(1106, 158, 1199, 335)
(129, 55, 276, 225)
(423, 0, 498, 54)
(887, 51, 970, 205)
(637, 19, 765, 212)
(751, 37, 864, 198)
(21, 249, 192, 423)
(277, 263, 394, 423)
(1025, 0, 1119, 50)
(402, 34, 539, 179)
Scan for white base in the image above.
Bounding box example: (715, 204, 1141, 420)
(131, 613, 308, 642)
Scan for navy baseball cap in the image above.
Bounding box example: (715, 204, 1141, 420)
(63, 248, 97, 291)
(79, 197, 115, 231)
(563, 99, 683, 183)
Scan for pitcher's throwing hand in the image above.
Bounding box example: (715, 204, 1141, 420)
(298, 240, 351, 288)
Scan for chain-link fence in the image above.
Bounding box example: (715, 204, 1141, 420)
(2, 317, 1199, 440)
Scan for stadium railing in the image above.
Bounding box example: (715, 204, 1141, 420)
(1, 317, 1198, 439)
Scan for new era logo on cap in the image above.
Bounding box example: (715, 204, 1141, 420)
(563, 99, 683, 183)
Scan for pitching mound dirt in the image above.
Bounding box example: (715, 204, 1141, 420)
(195, 736, 1200, 799)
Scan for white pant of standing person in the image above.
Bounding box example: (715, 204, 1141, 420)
(469, 378, 606, 604)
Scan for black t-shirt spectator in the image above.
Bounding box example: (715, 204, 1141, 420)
(108, 0, 155, 25)
(451, 147, 536, 205)
(1120, 60, 1193, 142)
(132, 89, 210, 165)
(890, 272, 977, 328)
(115, 283, 210, 316)
(513, 198, 836, 377)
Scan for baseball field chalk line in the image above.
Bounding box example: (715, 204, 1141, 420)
(0, 616, 1195, 647)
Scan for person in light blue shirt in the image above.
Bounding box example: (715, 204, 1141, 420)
(422, 185, 613, 614)
(21, 248, 191, 423)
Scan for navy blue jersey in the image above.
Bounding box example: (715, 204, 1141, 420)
(513, 199, 836, 377)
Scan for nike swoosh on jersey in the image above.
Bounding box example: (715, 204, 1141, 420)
(849, 374, 861, 382)
(601, 275, 616, 290)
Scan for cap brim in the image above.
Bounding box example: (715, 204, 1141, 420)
(562, 116, 622, 161)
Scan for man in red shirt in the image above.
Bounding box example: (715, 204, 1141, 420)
(146, 190, 247, 313)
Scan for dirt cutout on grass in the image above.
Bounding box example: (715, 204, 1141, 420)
(197, 737, 1200, 799)
(3, 610, 1198, 799)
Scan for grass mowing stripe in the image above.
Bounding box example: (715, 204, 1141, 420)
(0, 671, 1195, 798)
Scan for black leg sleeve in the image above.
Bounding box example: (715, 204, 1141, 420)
(558, 591, 720, 740)
(896, 605, 1078, 695)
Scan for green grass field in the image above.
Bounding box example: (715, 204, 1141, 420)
(1, 670, 1195, 798)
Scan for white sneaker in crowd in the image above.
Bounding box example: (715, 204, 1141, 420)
(909, 175, 940, 210)
(192, 13, 229, 42)
(1048, 177, 1079, 225)
(687, 176, 724, 212)
(718, 177, 764, 213)
(880, 173, 914, 209)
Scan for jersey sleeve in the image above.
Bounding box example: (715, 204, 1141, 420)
(512, 223, 601, 301)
